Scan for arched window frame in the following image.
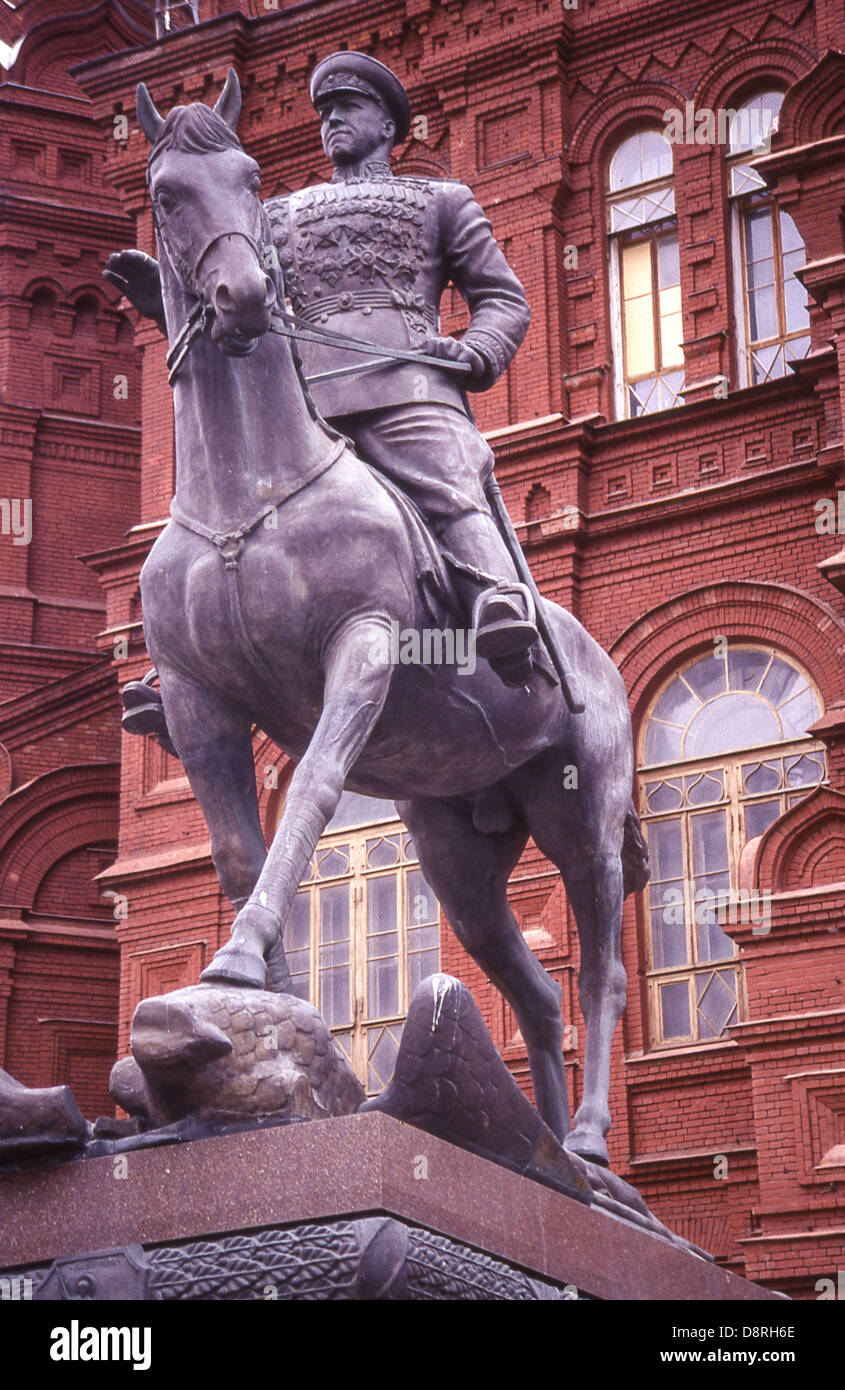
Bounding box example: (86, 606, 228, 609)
(637, 643, 827, 1049)
(606, 127, 685, 419)
(727, 89, 811, 387)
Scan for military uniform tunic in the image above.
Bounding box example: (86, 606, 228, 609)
(265, 163, 530, 538)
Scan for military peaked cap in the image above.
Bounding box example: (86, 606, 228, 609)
(310, 51, 411, 144)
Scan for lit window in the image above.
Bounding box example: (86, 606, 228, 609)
(608, 129, 685, 418)
(728, 91, 811, 385)
(639, 647, 826, 1047)
(282, 792, 440, 1093)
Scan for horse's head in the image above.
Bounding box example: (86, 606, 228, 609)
(137, 69, 276, 356)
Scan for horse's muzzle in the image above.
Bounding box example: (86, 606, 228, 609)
(210, 271, 276, 352)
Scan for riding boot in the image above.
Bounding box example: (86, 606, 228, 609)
(438, 512, 540, 687)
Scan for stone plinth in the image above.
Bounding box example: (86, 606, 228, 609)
(0, 1112, 783, 1300)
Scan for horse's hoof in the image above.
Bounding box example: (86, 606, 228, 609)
(564, 1128, 610, 1168)
(200, 946, 267, 989)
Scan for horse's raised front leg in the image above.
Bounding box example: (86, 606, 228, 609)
(154, 666, 279, 976)
(201, 617, 393, 989)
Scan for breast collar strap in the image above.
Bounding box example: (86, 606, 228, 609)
(169, 436, 346, 567)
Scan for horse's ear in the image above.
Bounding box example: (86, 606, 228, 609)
(136, 83, 165, 144)
(213, 68, 242, 130)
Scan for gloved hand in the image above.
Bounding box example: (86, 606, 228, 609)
(103, 250, 166, 333)
(418, 335, 486, 380)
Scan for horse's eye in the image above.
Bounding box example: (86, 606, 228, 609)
(156, 192, 176, 215)
(249, 173, 261, 193)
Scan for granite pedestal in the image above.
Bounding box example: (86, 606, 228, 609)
(0, 1111, 783, 1301)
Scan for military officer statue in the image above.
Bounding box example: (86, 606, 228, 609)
(106, 51, 541, 686)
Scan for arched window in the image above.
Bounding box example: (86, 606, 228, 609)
(29, 286, 56, 332)
(281, 791, 440, 1094)
(72, 294, 99, 341)
(639, 645, 826, 1047)
(728, 90, 811, 385)
(607, 128, 684, 418)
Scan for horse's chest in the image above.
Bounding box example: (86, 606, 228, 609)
(143, 530, 321, 716)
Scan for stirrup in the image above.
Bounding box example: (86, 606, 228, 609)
(472, 581, 538, 660)
(121, 669, 178, 757)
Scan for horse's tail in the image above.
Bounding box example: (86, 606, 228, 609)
(622, 799, 650, 897)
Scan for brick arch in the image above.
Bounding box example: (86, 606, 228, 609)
(773, 50, 845, 146)
(13, 1, 153, 97)
(569, 86, 684, 170)
(23, 277, 63, 303)
(742, 787, 845, 894)
(0, 764, 119, 909)
(692, 41, 811, 115)
(609, 580, 845, 728)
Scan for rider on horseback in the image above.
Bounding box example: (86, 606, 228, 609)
(107, 51, 540, 687)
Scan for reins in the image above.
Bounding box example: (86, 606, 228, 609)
(160, 213, 472, 388)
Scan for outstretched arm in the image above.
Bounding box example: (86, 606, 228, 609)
(103, 250, 167, 336)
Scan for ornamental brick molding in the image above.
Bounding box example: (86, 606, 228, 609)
(610, 580, 845, 721)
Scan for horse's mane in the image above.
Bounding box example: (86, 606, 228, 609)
(147, 103, 244, 172)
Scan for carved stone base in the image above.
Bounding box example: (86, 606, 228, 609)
(0, 1111, 784, 1301)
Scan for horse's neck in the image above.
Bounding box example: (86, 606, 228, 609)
(160, 262, 333, 536)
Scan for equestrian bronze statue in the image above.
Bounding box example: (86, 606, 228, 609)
(107, 63, 648, 1168)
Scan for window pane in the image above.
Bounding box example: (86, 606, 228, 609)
(647, 816, 684, 883)
(609, 129, 672, 191)
(319, 882, 351, 1026)
(657, 237, 680, 287)
(748, 285, 778, 343)
(652, 675, 700, 726)
(406, 867, 440, 1000)
(759, 657, 803, 706)
(657, 237, 683, 369)
(285, 890, 311, 1001)
(651, 902, 689, 969)
(785, 753, 825, 788)
(685, 770, 725, 807)
(367, 1023, 403, 1094)
(696, 968, 738, 1036)
(366, 834, 400, 868)
(691, 810, 729, 879)
(745, 798, 782, 841)
(778, 686, 819, 739)
(744, 207, 774, 263)
(743, 760, 782, 795)
(727, 649, 771, 692)
(686, 692, 780, 756)
(367, 875, 399, 1018)
(643, 718, 683, 765)
(622, 240, 656, 378)
(728, 92, 783, 155)
(779, 210, 805, 256)
(784, 275, 810, 334)
(683, 655, 727, 702)
(640, 129, 673, 183)
(660, 980, 690, 1038)
(645, 778, 684, 813)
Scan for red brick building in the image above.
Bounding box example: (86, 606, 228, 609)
(3, 0, 845, 1298)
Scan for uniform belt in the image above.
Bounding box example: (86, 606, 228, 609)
(299, 290, 438, 327)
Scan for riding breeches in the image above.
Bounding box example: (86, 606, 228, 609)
(333, 402, 520, 593)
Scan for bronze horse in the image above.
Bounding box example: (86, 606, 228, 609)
(128, 71, 647, 1166)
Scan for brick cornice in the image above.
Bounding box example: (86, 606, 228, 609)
(728, 1006, 845, 1050)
